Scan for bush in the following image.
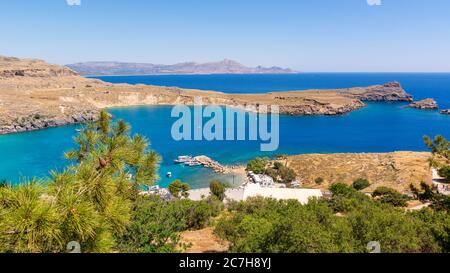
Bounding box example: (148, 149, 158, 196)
(168, 180, 190, 198)
(410, 182, 435, 202)
(278, 166, 297, 183)
(247, 157, 270, 174)
(438, 166, 450, 180)
(118, 195, 224, 253)
(215, 194, 444, 253)
(352, 178, 370, 191)
(265, 164, 297, 184)
(329, 183, 357, 196)
(373, 187, 409, 207)
(210, 180, 226, 201)
(315, 177, 324, 185)
(177, 197, 224, 230)
(273, 162, 284, 170)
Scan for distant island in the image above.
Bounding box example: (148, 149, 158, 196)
(66, 59, 298, 76)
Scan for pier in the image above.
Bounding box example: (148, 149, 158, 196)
(174, 155, 226, 173)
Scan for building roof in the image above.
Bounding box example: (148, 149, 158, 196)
(243, 183, 323, 204)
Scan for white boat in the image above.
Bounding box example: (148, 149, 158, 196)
(166, 172, 172, 178)
(174, 155, 193, 164)
(186, 162, 202, 167)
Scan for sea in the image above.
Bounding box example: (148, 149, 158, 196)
(1, 73, 449, 188)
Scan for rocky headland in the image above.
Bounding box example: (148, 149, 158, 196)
(408, 98, 439, 110)
(0, 56, 414, 135)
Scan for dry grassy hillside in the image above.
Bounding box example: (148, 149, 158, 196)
(286, 152, 432, 192)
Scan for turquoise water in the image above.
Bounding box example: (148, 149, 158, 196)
(1, 73, 450, 188)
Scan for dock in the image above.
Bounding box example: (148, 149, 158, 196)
(174, 155, 226, 173)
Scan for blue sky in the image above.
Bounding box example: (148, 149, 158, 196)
(0, 0, 449, 72)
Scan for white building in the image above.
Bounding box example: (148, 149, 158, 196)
(248, 171, 275, 187)
(242, 183, 323, 205)
(187, 184, 322, 205)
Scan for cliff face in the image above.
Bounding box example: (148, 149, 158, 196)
(0, 56, 105, 91)
(0, 56, 414, 135)
(339, 82, 413, 102)
(0, 56, 78, 78)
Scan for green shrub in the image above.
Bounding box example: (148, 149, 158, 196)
(215, 195, 444, 253)
(273, 162, 284, 170)
(438, 166, 450, 180)
(278, 166, 297, 183)
(315, 177, 324, 185)
(118, 195, 224, 253)
(168, 180, 190, 198)
(352, 178, 370, 191)
(247, 157, 270, 174)
(373, 186, 409, 207)
(329, 183, 357, 196)
(210, 180, 226, 201)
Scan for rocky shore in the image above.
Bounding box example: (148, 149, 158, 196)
(0, 55, 415, 135)
(408, 98, 439, 110)
(342, 81, 413, 102)
(0, 111, 98, 135)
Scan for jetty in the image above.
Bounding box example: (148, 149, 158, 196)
(174, 155, 226, 173)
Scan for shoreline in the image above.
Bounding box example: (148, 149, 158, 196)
(0, 56, 415, 135)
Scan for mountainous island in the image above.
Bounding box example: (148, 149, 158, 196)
(66, 59, 297, 76)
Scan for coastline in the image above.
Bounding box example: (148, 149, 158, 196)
(0, 56, 414, 135)
(0, 81, 410, 135)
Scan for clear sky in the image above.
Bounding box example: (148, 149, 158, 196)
(1, 0, 449, 72)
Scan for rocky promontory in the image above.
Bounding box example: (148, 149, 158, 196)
(0, 55, 415, 135)
(341, 82, 413, 102)
(408, 98, 439, 110)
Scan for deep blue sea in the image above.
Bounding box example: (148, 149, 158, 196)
(1, 73, 449, 188)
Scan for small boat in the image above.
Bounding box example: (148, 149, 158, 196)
(174, 155, 193, 164)
(166, 172, 172, 178)
(186, 162, 202, 167)
(75, 129, 82, 132)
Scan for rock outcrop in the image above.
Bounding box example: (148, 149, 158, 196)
(408, 98, 439, 110)
(0, 111, 98, 134)
(0, 55, 416, 135)
(340, 82, 413, 102)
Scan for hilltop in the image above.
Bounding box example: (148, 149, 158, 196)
(0, 55, 412, 134)
(66, 59, 297, 76)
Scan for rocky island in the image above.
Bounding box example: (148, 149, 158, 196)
(408, 98, 439, 110)
(0, 56, 413, 135)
